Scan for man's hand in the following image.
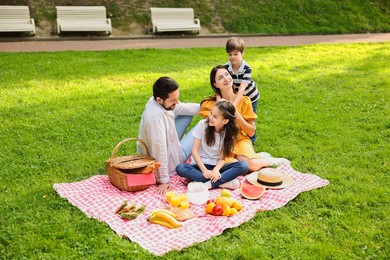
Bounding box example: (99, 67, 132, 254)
(156, 183, 171, 196)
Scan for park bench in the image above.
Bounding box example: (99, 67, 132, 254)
(55, 6, 112, 35)
(149, 7, 201, 34)
(0, 5, 35, 35)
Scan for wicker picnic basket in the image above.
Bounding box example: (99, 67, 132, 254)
(106, 138, 160, 192)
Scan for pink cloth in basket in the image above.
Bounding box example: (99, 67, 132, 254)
(126, 171, 156, 186)
(53, 163, 329, 256)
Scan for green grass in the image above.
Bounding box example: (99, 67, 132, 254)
(216, 0, 390, 34)
(1, 43, 389, 258)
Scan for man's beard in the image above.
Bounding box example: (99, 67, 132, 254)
(163, 104, 176, 111)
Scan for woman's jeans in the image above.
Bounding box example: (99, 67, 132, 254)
(175, 115, 195, 162)
(176, 162, 248, 188)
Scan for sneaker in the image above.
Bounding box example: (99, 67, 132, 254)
(268, 157, 291, 166)
(256, 152, 272, 159)
(188, 181, 209, 192)
(219, 178, 240, 190)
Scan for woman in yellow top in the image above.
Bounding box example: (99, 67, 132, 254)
(200, 65, 290, 172)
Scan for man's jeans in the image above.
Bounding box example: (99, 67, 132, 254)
(175, 115, 195, 162)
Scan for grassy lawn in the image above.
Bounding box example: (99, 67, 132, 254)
(1, 42, 389, 258)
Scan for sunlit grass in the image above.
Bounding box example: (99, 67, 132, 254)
(1, 43, 389, 258)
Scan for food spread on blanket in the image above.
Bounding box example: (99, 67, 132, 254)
(205, 189, 243, 216)
(54, 163, 330, 256)
(115, 200, 145, 220)
(148, 208, 182, 229)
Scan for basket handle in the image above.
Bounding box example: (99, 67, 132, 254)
(110, 138, 151, 165)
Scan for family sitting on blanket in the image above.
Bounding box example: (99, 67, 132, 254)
(137, 66, 289, 196)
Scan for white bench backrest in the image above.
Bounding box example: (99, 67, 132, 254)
(150, 8, 195, 22)
(56, 6, 108, 20)
(0, 5, 32, 22)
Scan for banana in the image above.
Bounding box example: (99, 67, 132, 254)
(150, 212, 182, 228)
(148, 208, 182, 229)
(150, 208, 177, 219)
(148, 219, 176, 229)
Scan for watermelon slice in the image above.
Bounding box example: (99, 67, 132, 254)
(240, 181, 266, 200)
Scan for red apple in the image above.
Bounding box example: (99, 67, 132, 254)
(212, 205, 223, 216)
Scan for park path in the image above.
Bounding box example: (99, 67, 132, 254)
(0, 33, 389, 52)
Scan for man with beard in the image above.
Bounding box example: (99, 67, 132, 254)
(138, 77, 200, 195)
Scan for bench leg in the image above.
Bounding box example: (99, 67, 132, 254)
(31, 19, 36, 35)
(148, 21, 155, 34)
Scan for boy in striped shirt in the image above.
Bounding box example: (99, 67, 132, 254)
(224, 37, 260, 144)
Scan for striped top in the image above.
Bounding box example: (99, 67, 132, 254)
(224, 60, 260, 103)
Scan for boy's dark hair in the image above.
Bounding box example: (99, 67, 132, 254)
(205, 101, 238, 158)
(153, 76, 179, 100)
(226, 37, 245, 53)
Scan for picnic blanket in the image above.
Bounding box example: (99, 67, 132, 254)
(53, 163, 329, 256)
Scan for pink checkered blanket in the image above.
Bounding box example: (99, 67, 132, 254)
(53, 163, 329, 256)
